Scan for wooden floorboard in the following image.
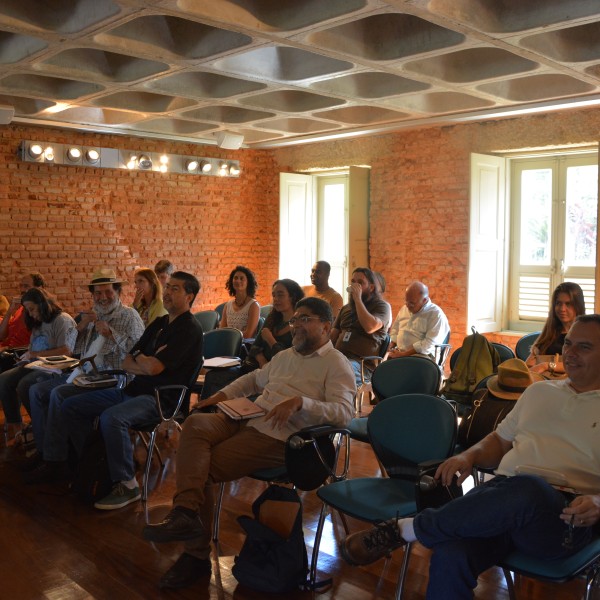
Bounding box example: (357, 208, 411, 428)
(0, 422, 587, 600)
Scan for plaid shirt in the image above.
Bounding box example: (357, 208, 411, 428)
(74, 302, 145, 370)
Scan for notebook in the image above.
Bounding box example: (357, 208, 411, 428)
(217, 397, 266, 420)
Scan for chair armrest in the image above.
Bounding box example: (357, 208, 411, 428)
(153, 384, 188, 422)
(359, 355, 385, 385)
(98, 369, 129, 389)
(286, 425, 351, 487)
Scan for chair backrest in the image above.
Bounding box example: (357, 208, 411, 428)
(372, 355, 442, 401)
(203, 327, 243, 359)
(492, 342, 516, 363)
(434, 330, 452, 368)
(193, 310, 219, 332)
(254, 316, 265, 337)
(214, 302, 226, 322)
(515, 331, 541, 361)
(367, 394, 457, 477)
(259, 304, 273, 319)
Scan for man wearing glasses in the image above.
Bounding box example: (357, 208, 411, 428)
(142, 297, 356, 591)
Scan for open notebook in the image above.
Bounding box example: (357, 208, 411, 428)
(217, 397, 266, 420)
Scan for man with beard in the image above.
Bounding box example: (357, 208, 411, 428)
(141, 297, 355, 591)
(61, 271, 203, 510)
(302, 261, 343, 318)
(23, 267, 145, 482)
(330, 267, 391, 386)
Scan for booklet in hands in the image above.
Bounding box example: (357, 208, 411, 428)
(217, 397, 266, 420)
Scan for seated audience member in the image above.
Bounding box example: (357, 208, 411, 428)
(0, 272, 46, 353)
(0, 288, 76, 442)
(24, 268, 145, 481)
(331, 267, 391, 386)
(388, 281, 450, 360)
(302, 261, 343, 317)
(0, 295, 9, 322)
(154, 259, 174, 289)
(340, 314, 600, 599)
(142, 297, 356, 590)
(132, 268, 168, 327)
(219, 266, 260, 339)
(526, 281, 585, 378)
(61, 272, 203, 510)
(200, 279, 303, 399)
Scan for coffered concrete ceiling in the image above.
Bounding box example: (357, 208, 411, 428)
(1, 0, 600, 148)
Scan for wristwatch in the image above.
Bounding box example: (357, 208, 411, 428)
(548, 361, 556, 374)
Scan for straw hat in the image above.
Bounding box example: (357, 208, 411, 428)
(88, 267, 127, 286)
(486, 358, 545, 400)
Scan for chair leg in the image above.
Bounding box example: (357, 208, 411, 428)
(585, 561, 600, 600)
(395, 542, 412, 600)
(309, 502, 329, 589)
(142, 430, 157, 502)
(502, 568, 518, 600)
(212, 482, 226, 543)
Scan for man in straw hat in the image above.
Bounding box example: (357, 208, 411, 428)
(341, 314, 600, 599)
(24, 267, 145, 483)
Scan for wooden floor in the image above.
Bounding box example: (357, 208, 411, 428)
(0, 419, 587, 600)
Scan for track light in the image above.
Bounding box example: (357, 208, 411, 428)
(229, 164, 241, 176)
(138, 155, 152, 170)
(85, 149, 100, 164)
(199, 160, 212, 173)
(66, 147, 82, 162)
(44, 146, 55, 161)
(186, 159, 199, 172)
(28, 144, 43, 159)
(218, 162, 229, 176)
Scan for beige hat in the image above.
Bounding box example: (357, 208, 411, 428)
(88, 267, 127, 286)
(486, 358, 545, 400)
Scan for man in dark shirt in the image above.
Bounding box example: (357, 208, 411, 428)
(62, 271, 203, 510)
(331, 267, 391, 385)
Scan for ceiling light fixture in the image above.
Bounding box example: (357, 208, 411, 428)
(18, 141, 240, 178)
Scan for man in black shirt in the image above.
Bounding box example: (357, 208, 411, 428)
(62, 271, 203, 510)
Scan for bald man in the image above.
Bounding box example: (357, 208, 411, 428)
(388, 281, 449, 360)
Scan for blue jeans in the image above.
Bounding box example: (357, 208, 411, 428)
(29, 376, 88, 461)
(61, 388, 159, 483)
(413, 475, 593, 600)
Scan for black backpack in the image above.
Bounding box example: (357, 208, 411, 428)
(232, 485, 308, 593)
(441, 327, 500, 411)
(71, 421, 112, 503)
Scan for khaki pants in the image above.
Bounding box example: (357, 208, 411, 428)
(174, 412, 286, 558)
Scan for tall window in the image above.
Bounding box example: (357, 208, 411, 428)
(508, 154, 597, 330)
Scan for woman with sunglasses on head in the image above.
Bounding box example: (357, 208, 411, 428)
(526, 281, 585, 378)
(198, 279, 304, 403)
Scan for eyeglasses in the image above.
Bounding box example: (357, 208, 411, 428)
(289, 315, 323, 326)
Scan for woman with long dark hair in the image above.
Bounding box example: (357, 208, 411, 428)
(0, 288, 76, 443)
(526, 281, 586, 376)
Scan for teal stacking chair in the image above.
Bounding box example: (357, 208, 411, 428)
(349, 356, 442, 444)
(515, 331, 541, 361)
(311, 394, 457, 597)
(259, 304, 273, 319)
(193, 309, 220, 332)
(500, 537, 600, 599)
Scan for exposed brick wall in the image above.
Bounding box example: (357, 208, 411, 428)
(273, 107, 600, 355)
(0, 125, 280, 314)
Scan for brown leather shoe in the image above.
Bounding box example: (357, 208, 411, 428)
(159, 553, 211, 590)
(142, 506, 204, 542)
(340, 519, 406, 566)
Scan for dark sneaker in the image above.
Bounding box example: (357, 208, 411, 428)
(159, 553, 211, 590)
(94, 483, 141, 510)
(22, 460, 70, 484)
(340, 519, 406, 566)
(142, 506, 204, 543)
